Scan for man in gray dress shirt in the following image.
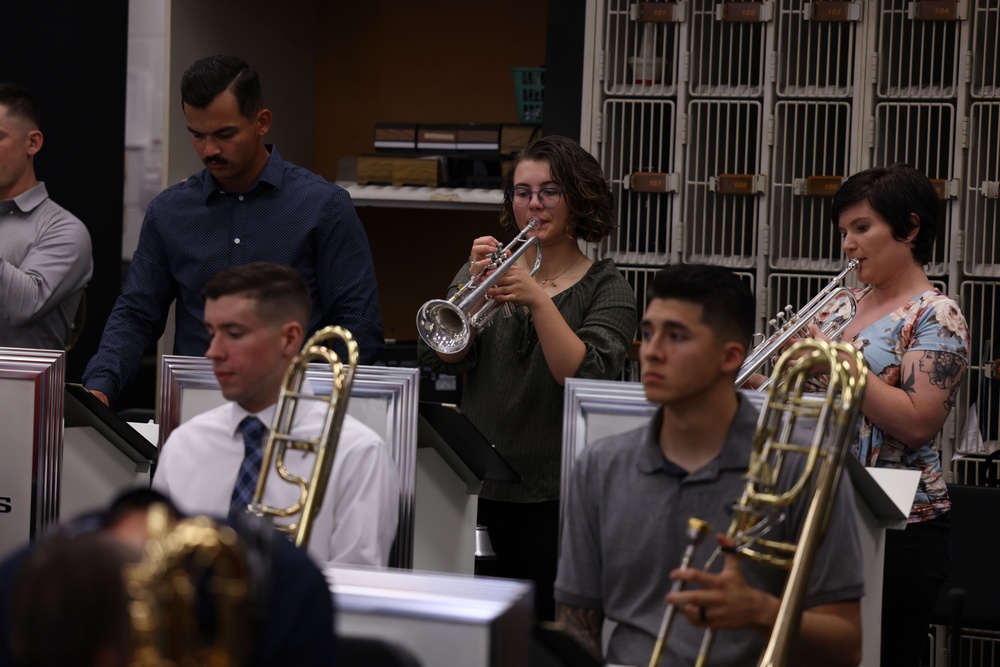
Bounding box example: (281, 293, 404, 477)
(0, 83, 92, 350)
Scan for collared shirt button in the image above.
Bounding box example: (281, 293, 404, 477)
(234, 238, 241, 244)
(238, 195, 244, 201)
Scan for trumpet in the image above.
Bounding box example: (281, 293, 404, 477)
(417, 218, 542, 354)
(247, 325, 359, 549)
(651, 339, 867, 667)
(736, 259, 859, 389)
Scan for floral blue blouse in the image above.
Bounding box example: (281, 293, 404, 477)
(817, 288, 970, 522)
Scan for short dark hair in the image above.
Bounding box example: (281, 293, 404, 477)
(180, 55, 262, 118)
(0, 82, 41, 128)
(648, 263, 755, 351)
(499, 135, 615, 243)
(201, 262, 311, 328)
(9, 532, 137, 667)
(831, 163, 937, 265)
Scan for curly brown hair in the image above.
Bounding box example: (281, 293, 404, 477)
(499, 135, 615, 243)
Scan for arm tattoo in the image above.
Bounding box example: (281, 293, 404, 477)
(915, 351, 966, 411)
(557, 603, 604, 661)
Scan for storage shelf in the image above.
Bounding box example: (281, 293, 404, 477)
(339, 182, 504, 211)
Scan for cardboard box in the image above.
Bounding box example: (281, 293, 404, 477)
(500, 124, 541, 155)
(417, 124, 459, 153)
(374, 123, 418, 152)
(456, 124, 501, 154)
(357, 155, 442, 187)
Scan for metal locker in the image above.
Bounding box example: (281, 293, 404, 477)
(682, 99, 763, 268)
(958, 281, 1000, 458)
(688, 0, 768, 97)
(964, 102, 1000, 277)
(970, 0, 1000, 99)
(602, 0, 683, 97)
(768, 101, 852, 272)
(874, 0, 963, 99)
(871, 102, 956, 276)
(774, 0, 859, 98)
(600, 99, 675, 264)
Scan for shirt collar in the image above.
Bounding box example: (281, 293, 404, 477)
(227, 402, 277, 439)
(201, 144, 284, 200)
(637, 393, 759, 478)
(3, 182, 48, 213)
(224, 374, 316, 438)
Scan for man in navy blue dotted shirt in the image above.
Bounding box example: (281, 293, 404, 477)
(83, 55, 383, 406)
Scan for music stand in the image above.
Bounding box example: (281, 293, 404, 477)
(418, 402, 520, 489)
(62, 384, 158, 518)
(414, 401, 519, 573)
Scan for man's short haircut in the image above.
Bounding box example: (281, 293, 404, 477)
(201, 262, 311, 329)
(9, 532, 137, 667)
(180, 55, 262, 118)
(648, 263, 755, 350)
(831, 163, 937, 265)
(0, 82, 41, 129)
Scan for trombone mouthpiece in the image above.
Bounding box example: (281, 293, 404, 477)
(526, 216, 539, 229)
(686, 518, 712, 544)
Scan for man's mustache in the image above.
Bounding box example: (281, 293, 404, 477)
(204, 157, 228, 166)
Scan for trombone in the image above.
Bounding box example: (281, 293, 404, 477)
(246, 325, 359, 549)
(650, 338, 868, 667)
(417, 217, 542, 354)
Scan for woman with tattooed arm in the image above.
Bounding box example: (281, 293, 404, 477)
(807, 163, 970, 667)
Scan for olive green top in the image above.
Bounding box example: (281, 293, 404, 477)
(418, 258, 638, 502)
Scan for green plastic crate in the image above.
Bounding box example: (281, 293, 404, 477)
(511, 67, 544, 125)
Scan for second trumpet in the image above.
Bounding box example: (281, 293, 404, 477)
(417, 218, 542, 354)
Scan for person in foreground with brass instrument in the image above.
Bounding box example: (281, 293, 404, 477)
(804, 164, 970, 667)
(555, 264, 864, 667)
(0, 488, 337, 667)
(152, 262, 399, 568)
(418, 135, 637, 621)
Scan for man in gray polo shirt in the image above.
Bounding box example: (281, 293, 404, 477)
(555, 264, 863, 667)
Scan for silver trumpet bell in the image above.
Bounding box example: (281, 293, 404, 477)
(417, 218, 542, 354)
(475, 524, 497, 560)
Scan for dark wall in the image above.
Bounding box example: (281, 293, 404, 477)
(544, 0, 585, 142)
(1, 0, 129, 383)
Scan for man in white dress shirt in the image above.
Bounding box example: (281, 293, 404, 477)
(152, 262, 399, 568)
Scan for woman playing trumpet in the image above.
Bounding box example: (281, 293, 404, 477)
(803, 164, 969, 667)
(418, 135, 637, 620)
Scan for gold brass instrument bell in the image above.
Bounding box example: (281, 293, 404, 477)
(246, 325, 359, 549)
(125, 503, 250, 667)
(650, 339, 868, 667)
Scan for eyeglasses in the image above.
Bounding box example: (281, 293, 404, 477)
(506, 187, 563, 208)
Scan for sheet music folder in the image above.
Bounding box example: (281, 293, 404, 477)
(418, 401, 520, 486)
(64, 383, 158, 464)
